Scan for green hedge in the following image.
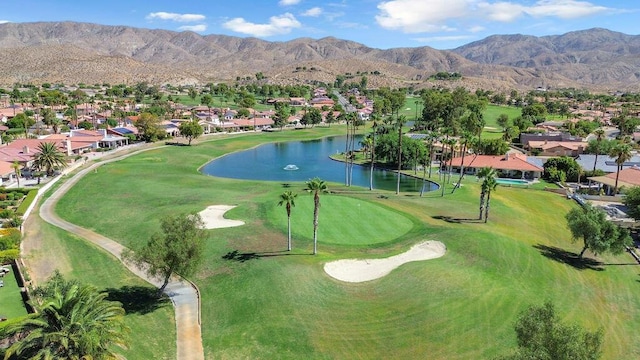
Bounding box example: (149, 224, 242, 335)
(0, 188, 30, 195)
(0, 249, 19, 263)
(15, 190, 38, 216)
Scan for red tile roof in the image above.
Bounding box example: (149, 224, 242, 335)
(605, 166, 640, 187)
(0, 160, 14, 176)
(449, 153, 543, 172)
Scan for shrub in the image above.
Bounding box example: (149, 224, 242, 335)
(0, 194, 6, 201)
(0, 228, 21, 250)
(0, 209, 13, 219)
(0, 249, 19, 263)
(5, 215, 22, 229)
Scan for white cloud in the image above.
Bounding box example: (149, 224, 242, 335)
(376, 0, 614, 33)
(146, 12, 206, 22)
(0, 20, 9, 24)
(376, 0, 471, 32)
(279, 0, 301, 5)
(178, 24, 207, 32)
(469, 26, 486, 33)
(302, 7, 323, 17)
(524, 0, 609, 19)
(223, 13, 302, 37)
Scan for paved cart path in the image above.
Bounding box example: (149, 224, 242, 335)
(38, 149, 204, 360)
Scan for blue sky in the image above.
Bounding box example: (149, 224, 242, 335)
(0, 0, 637, 49)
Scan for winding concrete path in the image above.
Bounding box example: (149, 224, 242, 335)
(38, 149, 204, 360)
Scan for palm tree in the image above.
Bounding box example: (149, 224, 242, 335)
(426, 131, 439, 178)
(609, 143, 633, 195)
(11, 161, 21, 188)
(32, 142, 67, 176)
(483, 174, 499, 223)
(592, 128, 606, 172)
(396, 115, 407, 195)
(369, 121, 378, 191)
(452, 132, 473, 193)
(278, 191, 297, 251)
(3, 284, 129, 359)
(306, 177, 328, 255)
(477, 167, 496, 220)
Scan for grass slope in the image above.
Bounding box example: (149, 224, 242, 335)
(24, 215, 176, 359)
(53, 126, 640, 359)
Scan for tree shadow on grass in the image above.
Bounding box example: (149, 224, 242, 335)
(105, 286, 170, 315)
(432, 215, 482, 224)
(533, 244, 604, 271)
(222, 250, 306, 262)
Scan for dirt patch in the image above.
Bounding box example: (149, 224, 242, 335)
(20, 207, 71, 285)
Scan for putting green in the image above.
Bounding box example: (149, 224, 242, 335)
(268, 194, 414, 246)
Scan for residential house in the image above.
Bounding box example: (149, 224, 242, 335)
(575, 154, 640, 174)
(448, 153, 543, 180)
(160, 121, 180, 137)
(109, 127, 139, 138)
(589, 166, 640, 194)
(289, 97, 307, 106)
(310, 96, 334, 107)
(0, 160, 15, 185)
(527, 141, 589, 156)
(520, 132, 583, 148)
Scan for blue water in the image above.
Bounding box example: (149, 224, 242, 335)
(201, 136, 439, 193)
(496, 178, 529, 185)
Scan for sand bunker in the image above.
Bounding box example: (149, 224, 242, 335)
(324, 241, 446, 283)
(198, 205, 245, 229)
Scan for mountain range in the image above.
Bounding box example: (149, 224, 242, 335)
(0, 21, 638, 93)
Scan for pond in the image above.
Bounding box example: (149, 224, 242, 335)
(201, 136, 439, 193)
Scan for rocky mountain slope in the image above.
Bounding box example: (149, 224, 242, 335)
(0, 22, 637, 92)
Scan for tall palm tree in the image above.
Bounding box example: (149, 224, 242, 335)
(477, 167, 496, 220)
(592, 128, 606, 172)
(369, 121, 378, 191)
(3, 284, 129, 359)
(396, 115, 407, 195)
(609, 143, 633, 195)
(483, 174, 499, 223)
(452, 132, 473, 193)
(427, 131, 439, 179)
(32, 142, 67, 176)
(11, 161, 21, 188)
(306, 177, 328, 255)
(278, 191, 297, 251)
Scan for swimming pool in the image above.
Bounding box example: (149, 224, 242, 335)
(496, 178, 530, 185)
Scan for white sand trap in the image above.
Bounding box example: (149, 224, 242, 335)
(198, 205, 245, 229)
(324, 241, 446, 283)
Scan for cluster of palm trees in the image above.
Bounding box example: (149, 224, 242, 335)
(1, 274, 128, 359)
(277, 177, 328, 255)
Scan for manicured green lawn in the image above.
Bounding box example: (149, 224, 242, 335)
(0, 267, 28, 320)
(51, 126, 640, 359)
(481, 104, 523, 139)
(267, 195, 416, 246)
